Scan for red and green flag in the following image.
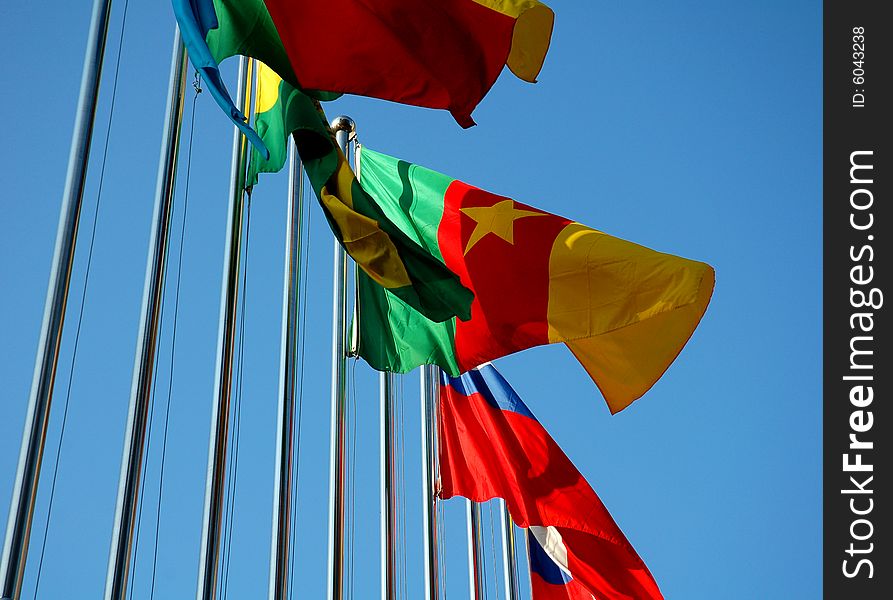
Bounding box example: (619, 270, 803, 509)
(173, 0, 554, 156)
(356, 148, 715, 414)
(242, 64, 474, 323)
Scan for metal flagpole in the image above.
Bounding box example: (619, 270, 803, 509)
(195, 56, 253, 600)
(327, 115, 354, 600)
(499, 499, 520, 600)
(380, 373, 397, 600)
(268, 140, 304, 600)
(1, 1, 113, 598)
(103, 29, 187, 600)
(465, 501, 485, 600)
(420, 365, 439, 600)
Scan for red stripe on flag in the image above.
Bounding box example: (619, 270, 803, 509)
(438, 180, 570, 370)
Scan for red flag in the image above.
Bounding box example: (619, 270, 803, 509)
(262, 0, 554, 127)
(438, 365, 663, 600)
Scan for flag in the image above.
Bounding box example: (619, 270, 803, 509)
(357, 148, 714, 413)
(173, 0, 554, 154)
(438, 364, 663, 599)
(246, 62, 294, 187)
(244, 67, 473, 323)
(527, 529, 595, 600)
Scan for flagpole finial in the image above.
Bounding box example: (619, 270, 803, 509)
(330, 115, 356, 134)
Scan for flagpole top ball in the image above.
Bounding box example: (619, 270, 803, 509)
(330, 115, 356, 134)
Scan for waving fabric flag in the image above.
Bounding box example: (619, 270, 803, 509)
(246, 62, 294, 187)
(242, 67, 472, 323)
(173, 0, 554, 153)
(173, 0, 269, 155)
(438, 365, 663, 599)
(527, 529, 595, 600)
(356, 148, 714, 413)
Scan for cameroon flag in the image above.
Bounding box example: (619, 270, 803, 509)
(173, 0, 554, 155)
(245, 65, 473, 323)
(356, 148, 715, 414)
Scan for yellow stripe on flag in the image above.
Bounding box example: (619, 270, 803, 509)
(547, 222, 715, 413)
(472, 0, 554, 82)
(319, 152, 412, 289)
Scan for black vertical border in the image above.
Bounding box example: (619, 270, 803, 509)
(824, 1, 890, 597)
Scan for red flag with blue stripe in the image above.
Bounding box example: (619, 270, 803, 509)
(438, 364, 663, 599)
(527, 528, 595, 600)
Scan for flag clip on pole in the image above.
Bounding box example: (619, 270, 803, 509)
(499, 499, 520, 600)
(268, 141, 304, 600)
(466, 500, 485, 600)
(195, 56, 253, 600)
(420, 365, 440, 600)
(327, 115, 355, 600)
(0, 1, 113, 598)
(103, 29, 187, 600)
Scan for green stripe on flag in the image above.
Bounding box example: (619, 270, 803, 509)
(356, 147, 461, 374)
(206, 0, 340, 102)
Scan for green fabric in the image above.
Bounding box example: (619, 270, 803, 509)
(206, 0, 339, 101)
(256, 87, 472, 323)
(357, 274, 460, 374)
(357, 148, 450, 260)
(247, 79, 305, 187)
(356, 147, 462, 374)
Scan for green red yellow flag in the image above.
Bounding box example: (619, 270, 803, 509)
(356, 148, 715, 414)
(173, 0, 554, 155)
(244, 67, 472, 323)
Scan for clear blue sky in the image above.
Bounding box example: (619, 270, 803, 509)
(0, 1, 821, 598)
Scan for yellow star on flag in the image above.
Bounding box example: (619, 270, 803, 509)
(459, 199, 545, 254)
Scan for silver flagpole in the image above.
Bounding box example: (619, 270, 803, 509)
(380, 373, 397, 600)
(0, 1, 113, 598)
(103, 29, 187, 600)
(195, 56, 253, 600)
(268, 140, 304, 600)
(327, 116, 354, 600)
(465, 501, 485, 600)
(499, 499, 520, 600)
(420, 366, 439, 600)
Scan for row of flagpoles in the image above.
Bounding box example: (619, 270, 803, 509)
(1, 0, 114, 597)
(7, 0, 726, 598)
(0, 3, 522, 598)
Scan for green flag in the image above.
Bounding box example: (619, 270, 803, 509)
(245, 66, 472, 324)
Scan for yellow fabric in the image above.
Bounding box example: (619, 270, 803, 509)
(472, 0, 543, 19)
(547, 223, 715, 413)
(506, 3, 554, 82)
(320, 155, 412, 289)
(472, 0, 554, 82)
(255, 62, 281, 114)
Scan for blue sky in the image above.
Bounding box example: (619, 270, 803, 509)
(0, 1, 821, 598)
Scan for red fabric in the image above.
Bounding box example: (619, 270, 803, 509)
(437, 180, 570, 371)
(262, 0, 515, 127)
(531, 571, 595, 600)
(438, 380, 663, 599)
